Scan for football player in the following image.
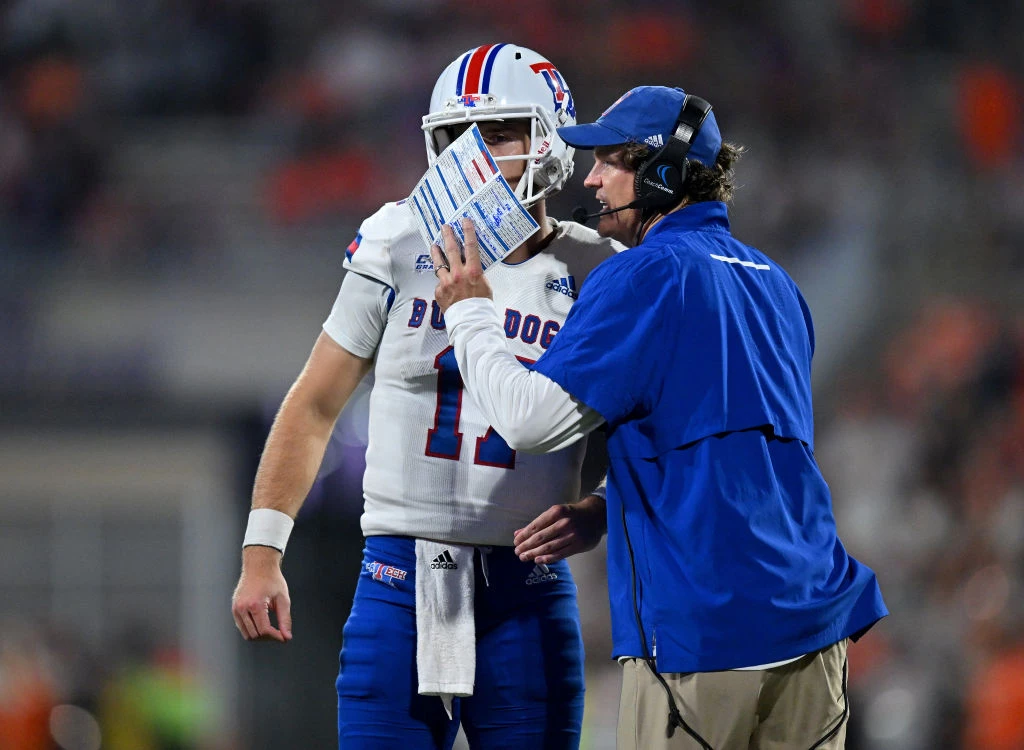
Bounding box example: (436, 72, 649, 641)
(231, 44, 621, 749)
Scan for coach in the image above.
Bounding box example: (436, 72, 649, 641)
(431, 85, 887, 749)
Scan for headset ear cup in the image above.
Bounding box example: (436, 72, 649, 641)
(660, 160, 684, 203)
(636, 158, 684, 210)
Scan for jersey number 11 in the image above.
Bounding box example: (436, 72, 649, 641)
(425, 346, 534, 470)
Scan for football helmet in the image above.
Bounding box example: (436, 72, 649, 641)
(422, 44, 576, 207)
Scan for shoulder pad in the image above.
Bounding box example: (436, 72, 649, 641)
(556, 219, 627, 255)
(343, 202, 419, 287)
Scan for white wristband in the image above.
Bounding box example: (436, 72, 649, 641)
(588, 475, 608, 500)
(243, 509, 294, 554)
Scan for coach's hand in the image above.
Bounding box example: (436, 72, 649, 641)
(513, 494, 607, 565)
(232, 545, 293, 643)
(431, 219, 493, 313)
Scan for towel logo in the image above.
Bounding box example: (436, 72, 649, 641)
(365, 561, 408, 587)
(525, 564, 558, 585)
(430, 550, 458, 570)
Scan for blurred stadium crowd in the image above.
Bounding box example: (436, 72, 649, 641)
(1, 0, 1022, 748)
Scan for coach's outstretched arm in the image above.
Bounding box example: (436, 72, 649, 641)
(231, 333, 372, 643)
(431, 222, 604, 454)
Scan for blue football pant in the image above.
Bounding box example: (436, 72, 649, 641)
(336, 536, 585, 749)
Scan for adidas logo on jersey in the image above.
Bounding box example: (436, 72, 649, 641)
(545, 276, 578, 299)
(525, 564, 558, 585)
(430, 550, 458, 570)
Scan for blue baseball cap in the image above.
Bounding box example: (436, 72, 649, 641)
(556, 85, 722, 167)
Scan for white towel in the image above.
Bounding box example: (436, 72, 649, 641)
(415, 539, 476, 714)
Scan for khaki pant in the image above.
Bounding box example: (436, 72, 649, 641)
(617, 639, 849, 750)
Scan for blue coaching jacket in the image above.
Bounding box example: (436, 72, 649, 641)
(531, 201, 887, 672)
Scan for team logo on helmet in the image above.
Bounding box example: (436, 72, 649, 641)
(529, 62, 575, 119)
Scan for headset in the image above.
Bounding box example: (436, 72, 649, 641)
(633, 94, 714, 214)
(571, 94, 715, 234)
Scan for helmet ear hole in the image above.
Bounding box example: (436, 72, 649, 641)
(431, 127, 454, 154)
(431, 124, 471, 155)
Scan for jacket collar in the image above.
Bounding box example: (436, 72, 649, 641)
(644, 201, 730, 243)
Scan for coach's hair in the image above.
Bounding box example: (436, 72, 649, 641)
(622, 140, 745, 205)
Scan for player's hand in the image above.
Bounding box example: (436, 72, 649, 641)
(231, 546, 293, 643)
(513, 494, 608, 565)
(431, 219, 493, 313)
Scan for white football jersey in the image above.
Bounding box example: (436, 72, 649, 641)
(324, 201, 621, 546)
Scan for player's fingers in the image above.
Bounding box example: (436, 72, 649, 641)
(233, 606, 257, 640)
(275, 595, 293, 641)
(232, 595, 259, 640)
(249, 601, 286, 642)
(245, 611, 263, 640)
(429, 242, 449, 276)
(239, 608, 259, 640)
(460, 218, 483, 273)
(441, 224, 464, 270)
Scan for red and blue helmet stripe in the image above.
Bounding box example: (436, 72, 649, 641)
(455, 43, 509, 97)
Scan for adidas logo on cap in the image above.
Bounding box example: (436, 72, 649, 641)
(430, 550, 458, 570)
(525, 563, 558, 585)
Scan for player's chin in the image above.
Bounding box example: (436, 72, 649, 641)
(502, 173, 525, 191)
